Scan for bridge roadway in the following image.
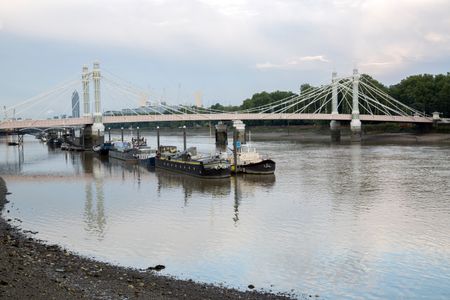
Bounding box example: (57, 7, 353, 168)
(0, 113, 433, 130)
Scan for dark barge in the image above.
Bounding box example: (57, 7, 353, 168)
(155, 146, 231, 179)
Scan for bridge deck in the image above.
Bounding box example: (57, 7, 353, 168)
(0, 113, 433, 130)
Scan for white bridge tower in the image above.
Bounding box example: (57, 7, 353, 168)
(91, 61, 105, 137)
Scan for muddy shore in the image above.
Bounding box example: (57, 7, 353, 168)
(153, 125, 450, 144)
(0, 176, 295, 299)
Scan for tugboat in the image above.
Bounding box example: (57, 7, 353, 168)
(155, 146, 231, 179)
(230, 144, 275, 175)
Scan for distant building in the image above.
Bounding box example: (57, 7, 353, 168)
(72, 90, 80, 118)
(194, 91, 203, 108)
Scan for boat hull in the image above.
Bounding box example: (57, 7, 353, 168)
(235, 159, 276, 175)
(139, 156, 156, 168)
(109, 150, 138, 162)
(155, 158, 230, 179)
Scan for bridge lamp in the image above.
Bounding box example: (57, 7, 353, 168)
(156, 126, 160, 150)
(183, 125, 187, 151)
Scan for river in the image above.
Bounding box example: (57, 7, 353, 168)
(1, 133, 450, 299)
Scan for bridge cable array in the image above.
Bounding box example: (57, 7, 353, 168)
(2, 69, 429, 125)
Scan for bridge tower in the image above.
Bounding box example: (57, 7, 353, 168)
(330, 71, 341, 142)
(91, 61, 105, 145)
(350, 68, 362, 141)
(82, 65, 90, 116)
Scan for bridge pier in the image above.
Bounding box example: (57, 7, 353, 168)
(82, 125, 93, 149)
(433, 111, 441, 128)
(233, 120, 246, 145)
(330, 120, 341, 142)
(215, 121, 228, 146)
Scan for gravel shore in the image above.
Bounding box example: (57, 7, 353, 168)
(0, 176, 294, 300)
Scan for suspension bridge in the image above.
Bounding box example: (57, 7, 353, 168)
(0, 63, 440, 145)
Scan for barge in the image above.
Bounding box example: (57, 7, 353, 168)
(108, 141, 156, 164)
(155, 146, 231, 179)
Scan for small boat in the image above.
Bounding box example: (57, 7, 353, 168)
(47, 137, 63, 147)
(230, 144, 275, 175)
(61, 142, 69, 150)
(93, 142, 114, 156)
(155, 146, 231, 179)
(61, 142, 85, 151)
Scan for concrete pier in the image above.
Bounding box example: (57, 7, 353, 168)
(215, 122, 228, 145)
(330, 120, 341, 142)
(233, 120, 246, 145)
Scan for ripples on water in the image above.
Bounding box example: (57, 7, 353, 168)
(1, 134, 450, 299)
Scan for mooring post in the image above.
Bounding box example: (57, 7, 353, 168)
(81, 128, 85, 148)
(121, 127, 124, 142)
(156, 126, 160, 151)
(233, 128, 238, 175)
(137, 126, 140, 143)
(183, 125, 187, 151)
(108, 127, 111, 142)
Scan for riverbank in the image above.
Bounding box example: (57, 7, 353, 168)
(249, 127, 450, 144)
(0, 177, 294, 299)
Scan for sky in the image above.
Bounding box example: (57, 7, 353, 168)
(0, 0, 449, 113)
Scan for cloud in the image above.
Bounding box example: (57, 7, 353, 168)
(424, 32, 449, 44)
(256, 56, 330, 70)
(0, 0, 449, 78)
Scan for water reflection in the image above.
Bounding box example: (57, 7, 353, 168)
(83, 179, 106, 240)
(0, 141, 24, 174)
(155, 169, 231, 202)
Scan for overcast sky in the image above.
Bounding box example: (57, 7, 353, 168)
(1, 0, 449, 110)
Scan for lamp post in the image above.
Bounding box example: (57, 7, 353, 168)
(156, 126, 160, 150)
(183, 125, 186, 151)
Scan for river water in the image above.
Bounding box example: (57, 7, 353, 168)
(1, 133, 450, 299)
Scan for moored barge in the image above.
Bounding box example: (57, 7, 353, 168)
(109, 141, 156, 164)
(155, 146, 231, 179)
